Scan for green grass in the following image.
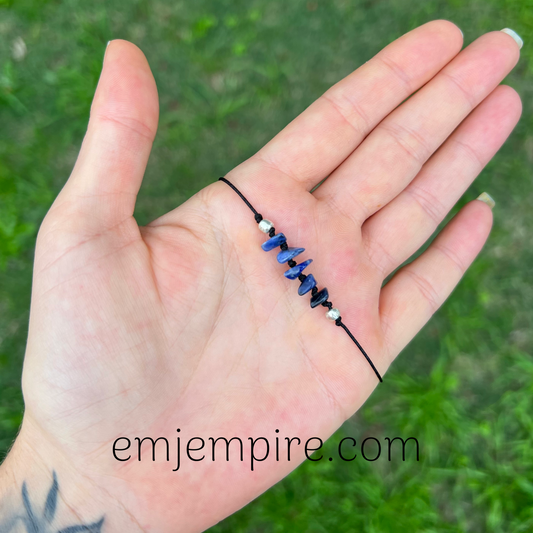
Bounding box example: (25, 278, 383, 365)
(1, 0, 532, 531)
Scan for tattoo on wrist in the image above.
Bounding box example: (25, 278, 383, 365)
(0, 470, 105, 532)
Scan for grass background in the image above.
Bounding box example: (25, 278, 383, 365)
(1, 0, 532, 531)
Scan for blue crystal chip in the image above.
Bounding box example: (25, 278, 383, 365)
(310, 287, 329, 308)
(298, 274, 317, 296)
(261, 233, 286, 251)
(277, 247, 305, 264)
(284, 259, 313, 279)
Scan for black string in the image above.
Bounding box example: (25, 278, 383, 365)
(218, 176, 383, 383)
(219, 176, 264, 223)
(335, 319, 382, 382)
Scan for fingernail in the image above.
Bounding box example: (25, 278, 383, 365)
(103, 40, 112, 62)
(476, 192, 496, 209)
(500, 28, 523, 49)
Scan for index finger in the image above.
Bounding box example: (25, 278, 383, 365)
(246, 20, 463, 191)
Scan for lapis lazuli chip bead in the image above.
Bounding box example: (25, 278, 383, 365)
(284, 259, 313, 279)
(261, 233, 286, 251)
(298, 274, 317, 295)
(310, 287, 329, 308)
(277, 247, 305, 263)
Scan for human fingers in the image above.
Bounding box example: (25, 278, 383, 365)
(378, 199, 493, 360)
(362, 85, 521, 277)
(51, 40, 159, 234)
(229, 20, 463, 193)
(314, 30, 520, 224)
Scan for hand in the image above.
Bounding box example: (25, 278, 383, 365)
(0, 20, 521, 532)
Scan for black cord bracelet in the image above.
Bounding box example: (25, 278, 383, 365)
(218, 176, 383, 383)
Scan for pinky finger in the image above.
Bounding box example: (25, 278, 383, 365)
(379, 198, 493, 362)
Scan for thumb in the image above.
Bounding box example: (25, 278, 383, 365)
(54, 39, 159, 234)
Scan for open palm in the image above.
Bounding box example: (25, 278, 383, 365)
(14, 21, 521, 533)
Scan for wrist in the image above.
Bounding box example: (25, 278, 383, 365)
(0, 417, 145, 532)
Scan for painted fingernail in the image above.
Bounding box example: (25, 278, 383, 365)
(476, 192, 496, 209)
(500, 28, 523, 49)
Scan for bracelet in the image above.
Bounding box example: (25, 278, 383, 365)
(218, 176, 383, 383)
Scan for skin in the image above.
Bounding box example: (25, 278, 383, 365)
(0, 19, 522, 533)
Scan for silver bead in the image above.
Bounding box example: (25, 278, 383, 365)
(258, 219, 273, 233)
(326, 308, 340, 321)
